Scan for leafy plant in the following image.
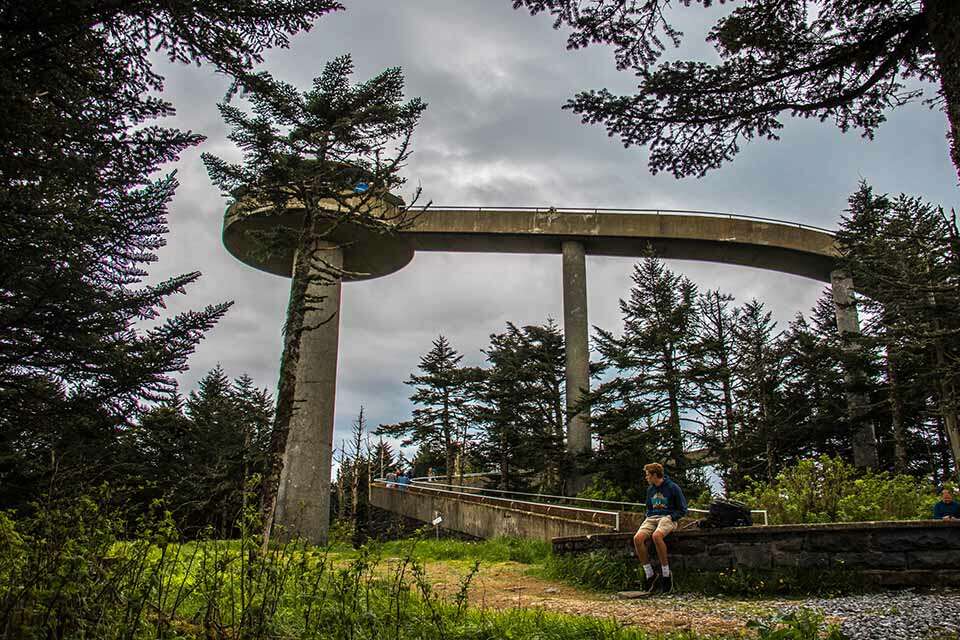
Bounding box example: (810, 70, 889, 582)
(748, 609, 848, 640)
(733, 456, 938, 524)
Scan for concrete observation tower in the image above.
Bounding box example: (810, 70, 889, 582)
(223, 188, 867, 544)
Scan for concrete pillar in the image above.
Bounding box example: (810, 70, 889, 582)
(562, 241, 591, 491)
(830, 269, 879, 468)
(274, 243, 343, 544)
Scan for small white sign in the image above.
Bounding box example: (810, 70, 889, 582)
(431, 516, 443, 526)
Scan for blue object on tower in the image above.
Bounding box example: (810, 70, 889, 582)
(353, 182, 370, 194)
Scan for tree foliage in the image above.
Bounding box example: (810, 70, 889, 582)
(592, 253, 698, 483)
(204, 56, 426, 544)
(0, 0, 339, 500)
(837, 183, 960, 481)
(377, 337, 476, 487)
(513, 0, 960, 180)
(473, 321, 568, 492)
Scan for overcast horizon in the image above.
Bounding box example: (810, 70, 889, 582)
(145, 1, 958, 463)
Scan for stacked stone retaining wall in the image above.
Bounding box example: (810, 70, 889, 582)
(553, 520, 960, 587)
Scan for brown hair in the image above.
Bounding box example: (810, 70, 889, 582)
(643, 463, 664, 478)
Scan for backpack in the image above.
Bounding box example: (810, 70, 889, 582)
(698, 499, 752, 528)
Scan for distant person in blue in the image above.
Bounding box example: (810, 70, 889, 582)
(395, 468, 411, 491)
(934, 488, 959, 520)
(632, 462, 687, 595)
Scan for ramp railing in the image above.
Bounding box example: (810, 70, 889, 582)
(373, 477, 622, 530)
(406, 475, 769, 526)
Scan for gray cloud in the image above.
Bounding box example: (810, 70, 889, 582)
(145, 0, 958, 462)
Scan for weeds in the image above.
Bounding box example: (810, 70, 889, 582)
(747, 609, 849, 639)
(543, 550, 865, 596)
(0, 496, 693, 639)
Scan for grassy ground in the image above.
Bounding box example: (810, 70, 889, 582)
(2, 503, 843, 640)
(321, 536, 839, 639)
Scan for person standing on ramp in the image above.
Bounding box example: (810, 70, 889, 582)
(632, 463, 688, 594)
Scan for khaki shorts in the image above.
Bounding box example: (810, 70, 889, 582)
(637, 516, 677, 537)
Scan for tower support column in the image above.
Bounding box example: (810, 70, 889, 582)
(275, 242, 343, 543)
(562, 241, 591, 492)
(830, 269, 879, 468)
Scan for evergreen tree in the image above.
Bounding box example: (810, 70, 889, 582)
(689, 290, 740, 493)
(837, 184, 960, 478)
(347, 408, 370, 547)
(378, 337, 474, 486)
(513, 0, 960, 180)
(730, 300, 788, 484)
(204, 56, 427, 545)
(779, 297, 851, 463)
(591, 254, 698, 483)
(1, 0, 336, 430)
(130, 368, 273, 535)
(473, 321, 567, 492)
(371, 439, 397, 482)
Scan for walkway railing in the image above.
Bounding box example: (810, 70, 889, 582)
(423, 206, 836, 236)
(373, 477, 621, 530)
(405, 475, 769, 526)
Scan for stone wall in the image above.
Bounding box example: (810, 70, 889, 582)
(553, 520, 960, 587)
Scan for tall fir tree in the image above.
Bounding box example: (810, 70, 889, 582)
(689, 290, 740, 494)
(377, 336, 475, 487)
(730, 300, 788, 484)
(473, 321, 567, 492)
(204, 56, 426, 545)
(1, 1, 338, 497)
(592, 253, 698, 484)
(837, 184, 960, 478)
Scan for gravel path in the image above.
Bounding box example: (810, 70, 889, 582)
(784, 591, 960, 640)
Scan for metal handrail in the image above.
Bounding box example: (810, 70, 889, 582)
(374, 478, 621, 531)
(409, 476, 769, 526)
(420, 205, 837, 235)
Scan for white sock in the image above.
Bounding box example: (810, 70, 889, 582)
(661, 565, 671, 577)
(643, 564, 654, 579)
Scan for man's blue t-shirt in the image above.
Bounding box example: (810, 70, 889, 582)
(934, 500, 960, 519)
(645, 477, 688, 521)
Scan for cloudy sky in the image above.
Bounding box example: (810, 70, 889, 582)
(149, 1, 958, 462)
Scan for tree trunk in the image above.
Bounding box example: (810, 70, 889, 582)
(886, 350, 908, 473)
(760, 393, 775, 483)
(925, 0, 960, 182)
(936, 414, 953, 485)
(259, 213, 314, 550)
(443, 391, 454, 486)
(928, 287, 960, 479)
(664, 352, 685, 478)
(933, 348, 960, 479)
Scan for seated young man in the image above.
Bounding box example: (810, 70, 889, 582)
(632, 463, 688, 594)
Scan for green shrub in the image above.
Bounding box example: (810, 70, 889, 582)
(732, 456, 938, 524)
(577, 477, 644, 504)
(542, 550, 640, 592)
(11, 496, 682, 640)
(543, 550, 864, 596)
(748, 608, 848, 639)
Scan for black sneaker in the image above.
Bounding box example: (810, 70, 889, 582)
(659, 575, 673, 594)
(643, 574, 660, 594)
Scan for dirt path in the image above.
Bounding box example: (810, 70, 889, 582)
(420, 559, 783, 637)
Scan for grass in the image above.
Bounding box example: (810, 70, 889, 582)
(540, 550, 866, 597)
(2, 500, 708, 640)
(0, 497, 855, 639)
(332, 535, 552, 565)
